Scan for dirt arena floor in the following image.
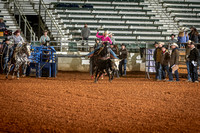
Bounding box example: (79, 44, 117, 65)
(0, 71, 200, 133)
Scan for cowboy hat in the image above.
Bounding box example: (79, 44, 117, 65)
(187, 40, 192, 44)
(170, 34, 176, 37)
(158, 42, 164, 45)
(178, 27, 185, 32)
(104, 30, 109, 34)
(171, 43, 178, 47)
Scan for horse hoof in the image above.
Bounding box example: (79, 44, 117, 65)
(21, 75, 26, 78)
(94, 81, 98, 83)
(109, 80, 112, 83)
(6, 76, 8, 79)
(17, 77, 19, 80)
(12, 76, 15, 79)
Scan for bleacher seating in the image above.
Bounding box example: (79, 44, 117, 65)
(161, 0, 200, 30)
(49, 0, 169, 47)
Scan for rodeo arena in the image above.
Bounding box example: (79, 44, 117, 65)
(1, 0, 200, 132)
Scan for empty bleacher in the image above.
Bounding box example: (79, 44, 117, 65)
(48, 0, 170, 48)
(161, 0, 200, 30)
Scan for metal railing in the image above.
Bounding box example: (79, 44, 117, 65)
(31, 40, 155, 54)
(29, 0, 64, 39)
(10, 0, 38, 42)
(149, 0, 179, 31)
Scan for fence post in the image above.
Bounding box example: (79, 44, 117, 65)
(45, 9, 46, 23)
(24, 18, 26, 38)
(30, 28, 32, 42)
(19, 13, 21, 28)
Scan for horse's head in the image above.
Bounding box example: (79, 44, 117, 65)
(21, 42, 31, 56)
(100, 42, 110, 57)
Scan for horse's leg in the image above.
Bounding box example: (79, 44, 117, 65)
(111, 69, 115, 80)
(106, 68, 111, 82)
(13, 62, 21, 79)
(94, 69, 99, 83)
(97, 71, 103, 81)
(22, 62, 27, 77)
(6, 64, 12, 79)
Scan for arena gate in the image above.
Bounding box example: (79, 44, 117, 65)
(27, 45, 57, 77)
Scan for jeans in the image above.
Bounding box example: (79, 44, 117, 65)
(162, 65, 170, 79)
(3, 57, 9, 73)
(155, 62, 162, 80)
(169, 66, 179, 81)
(198, 49, 200, 73)
(82, 37, 89, 52)
(189, 62, 198, 82)
(186, 61, 192, 81)
(119, 59, 127, 76)
(89, 57, 94, 76)
(155, 62, 158, 79)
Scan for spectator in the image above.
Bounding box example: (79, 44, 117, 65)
(154, 42, 164, 81)
(168, 43, 180, 82)
(109, 33, 115, 45)
(169, 34, 177, 45)
(2, 38, 11, 73)
(39, 30, 50, 46)
(189, 26, 199, 43)
(177, 27, 189, 48)
(160, 46, 171, 81)
(119, 44, 128, 76)
(185, 40, 192, 82)
(0, 18, 6, 31)
(188, 42, 199, 83)
(81, 24, 90, 51)
(153, 41, 159, 80)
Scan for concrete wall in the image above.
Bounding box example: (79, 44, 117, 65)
(58, 52, 146, 72)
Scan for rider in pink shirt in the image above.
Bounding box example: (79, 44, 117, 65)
(96, 31, 112, 44)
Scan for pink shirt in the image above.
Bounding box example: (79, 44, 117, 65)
(96, 32, 112, 44)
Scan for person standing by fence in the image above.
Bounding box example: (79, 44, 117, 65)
(119, 44, 128, 76)
(160, 46, 170, 81)
(177, 27, 189, 48)
(153, 42, 164, 81)
(39, 30, 50, 46)
(188, 42, 199, 83)
(185, 40, 192, 82)
(81, 24, 90, 51)
(168, 43, 180, 82)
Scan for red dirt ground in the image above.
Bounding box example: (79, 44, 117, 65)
(0, 72, 200, 133)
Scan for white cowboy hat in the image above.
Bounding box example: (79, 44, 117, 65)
(187, 40, 192, 44)
(171, 43, 178, 47)
(104, 30, 109, 34)
(158, 42, 164, 45)
(178, 27, 185, 32)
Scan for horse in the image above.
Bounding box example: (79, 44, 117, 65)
(6, 42, 31, 79)
(93, 43, 115, 83)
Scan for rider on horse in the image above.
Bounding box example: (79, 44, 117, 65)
(86, 30, 119, 59)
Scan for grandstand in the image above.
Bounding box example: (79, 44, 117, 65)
(0, 0, 200, 71)
(1, 0, 200, 46)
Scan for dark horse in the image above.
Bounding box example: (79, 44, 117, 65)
(93, 43, 115, 83)
(6, 42, 31, 79)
